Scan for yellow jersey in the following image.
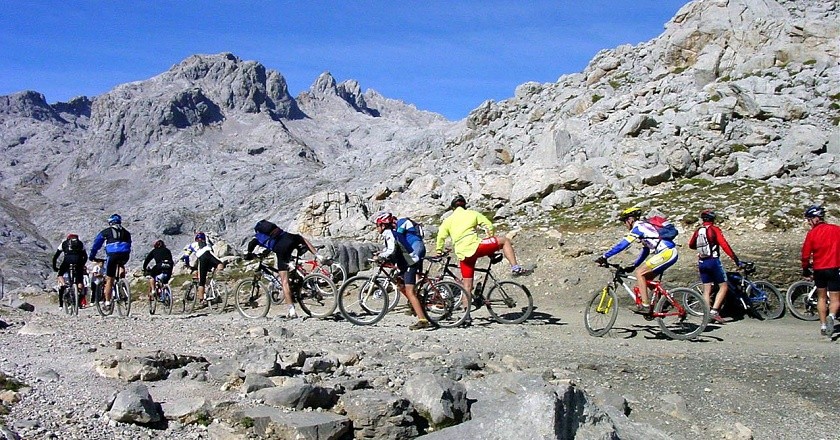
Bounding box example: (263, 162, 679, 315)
(435, 207, 495, 260)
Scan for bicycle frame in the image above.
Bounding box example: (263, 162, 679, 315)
(608, 268, 687, 318)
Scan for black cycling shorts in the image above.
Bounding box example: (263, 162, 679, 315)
(58, 261, 86, 284)
(197, 252, 222, 287)
(813, 268, 840, 291)
(105, 253, 130, 278)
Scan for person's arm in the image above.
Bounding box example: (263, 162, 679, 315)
(379, 230, 397, 259)
(712, 225, 738, 263)
(474, 211, 495, 236)
(687, 228, 699, 250)
(301, 236, 318, 256)
(52, 246, 62, 271)
(631, 247, 650, 268)
(435, 220, 449, 254)
(143, 251, 154, 270)
(89, 232, 104, 259)
(801, 231, 813, 270)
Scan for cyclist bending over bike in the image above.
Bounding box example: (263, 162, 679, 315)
(245, 220, 321, 319)
(434, 195, 530, 326)
(596, 206, 678, 314)
(182, 232, 224, 306)
(373, 212, 429, 330)
(801, 205, 840, 337)
(143, 239, 174, 297)
(89, 214, 132, 306)
(53, 233, 88, 308)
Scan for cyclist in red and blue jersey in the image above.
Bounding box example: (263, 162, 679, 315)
(374, 212, 429, 330)
(801, 205, 840, 337)
(89, 214, 131, 305)
(596, 206, 678, 313)
(688, 209, 740, 323)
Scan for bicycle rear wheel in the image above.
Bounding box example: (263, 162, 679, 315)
(161, 285, 173, 315)
(297, 273, 337, 318)
(61, 287, 72, 315)
(330, 263, 347, 287)
(584, 286, 619, 337)
(96, 284, 113, 316)
(115, 279, 131, 317)
(65, 286, 79, 316)
(338, 276, 389, 325)
(486, 281, 533, 324)
(234, 280, 271, 319)
(149, 287, 157, 315)
(419, 279, 468, 328)
(206, 281, 226, 314)
(747, 280, 784, 320)
(181, 284, 197, 314)
(786, 280, 819, 321)
(655, 288, 708, 340)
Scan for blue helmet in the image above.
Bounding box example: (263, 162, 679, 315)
(195, 232, 206, 241)
(108, 214, 122, 225)
(804, 205, 825, 219)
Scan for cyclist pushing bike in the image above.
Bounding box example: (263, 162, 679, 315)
(596, 206, 678, 315)
(373, 212, 429, 330)
(181, 232, 225, 307)
(434, 195, 530, 326)
(143, 239, 174, 298)
(89, 214, 131, 307)
(52, 233, 88, 309)
(245, 219, 322, 319)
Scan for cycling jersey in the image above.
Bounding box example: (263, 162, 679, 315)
(53, 238, 88, 270)
(688, 222, 737, 260)
(395, 217, 426, 264)
(378, 228, 420, 285)
(435, 207, 494, 261)
(143, 247, 174, 274)
(182, 239, 217, 265)
(89, 225, 132, 259)
(603, 220, 677, 268)
(801, 222, 840, 270)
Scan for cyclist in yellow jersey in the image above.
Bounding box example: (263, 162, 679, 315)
(435, 195, 529, 325)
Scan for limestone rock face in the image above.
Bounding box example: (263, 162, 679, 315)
(0, 0, 837, 289)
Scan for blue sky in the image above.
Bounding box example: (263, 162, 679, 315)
(0, 1, 691, 121)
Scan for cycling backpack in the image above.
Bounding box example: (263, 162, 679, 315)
(695, 226, 713, 258)
(645, 216, 679, 241)
(397, 217, 425, 239)
(63, 238, 84, 254)
(255, 219, 284, 238)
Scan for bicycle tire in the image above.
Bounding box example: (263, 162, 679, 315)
(486, 281, 533, 324)
(747, 280, 784, 320)
(419, 279, 468, 328)
(96, 283, 113, 316)
(115, 279, 131, 317)
(584, 286, 619, 337)
(330, 262, 347, 287)
(655, 288, 708, 340)
(206, 281, 223, 314)
(63, 285, 79, 316)
(71, 285, 80, 316)
(297, 272, 337, 318)
(214, 281, 229, 314)
(161, 285, 173, 315)
(234, 279, 271, 319)
(338, 276, 389, 325)
(786, 280, 819, 321)
(380, 276, 400, 312)
(61, 287, 72, 315)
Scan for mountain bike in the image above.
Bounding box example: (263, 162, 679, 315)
(689, 261, 784, 320)
(235, 252, 336, 319)
(414, 253, 470, 327)
(92, 258, 131, 317)
(585, 262, 709, 340)
(337, 259, 393, 325)
(268, 251, 346, 304)
(786, 280, 822, 321)
(59, 264, 82, 316)
(180, 268, 229, 314)
(421, 252, 534, 327)
(147, 273, 173, 315)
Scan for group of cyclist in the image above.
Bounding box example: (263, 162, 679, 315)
(596, 203, 839, 338)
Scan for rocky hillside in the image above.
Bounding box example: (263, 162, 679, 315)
(1, 0, 838, 290)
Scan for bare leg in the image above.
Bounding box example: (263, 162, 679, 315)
(817, 287, 828, 325)
(280, 271, 294, 306)
(496, 236, 519, 267)
(104, 276, 114, 302)
(829, 291, 840, 318)
(712, 282, 729, 311)
(634, 266, 653, 306)
(404, 284, 425, 319)
(702, 283, 714, 307)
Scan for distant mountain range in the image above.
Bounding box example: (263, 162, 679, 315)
(1, 0, 837, 290)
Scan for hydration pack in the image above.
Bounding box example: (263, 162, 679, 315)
(646, 216, 679, 241)
(695, 226, 713, 258)
(255, 219, 284, 239)
(398, 218, 425, 239)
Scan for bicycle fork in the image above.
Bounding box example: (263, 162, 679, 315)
(596, 287, 613, 313)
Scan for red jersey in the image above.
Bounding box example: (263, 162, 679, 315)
(801, 222, 840, 270)
(687, 222, 737, 261)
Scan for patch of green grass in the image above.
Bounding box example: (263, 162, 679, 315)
(672, 66, 687, 74)
(709, 94, 721, 102)
(591, 94, 603, 104)
(240, 416, 255, 428)
(194, 413, 212, 426)
(719, 75, 731, 82)
(731, 144, 749, 153)
(678, 178, 713, 188)
(829, 102, 839, 110)
(608, 80, 621, 89)
(830, 92, 840, 101)
(0, 374, 25, 392)
(804, 59, 817, 65)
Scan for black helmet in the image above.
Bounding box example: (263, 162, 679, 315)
(450, 195, 467, 209)
(804, 205, 825, 219)
(700, 209, 716, 222)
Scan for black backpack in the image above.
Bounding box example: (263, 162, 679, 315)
(63, 238, 84, 254)
(255, 219, 284, 238)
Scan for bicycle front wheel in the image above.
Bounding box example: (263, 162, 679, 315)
(115, 280, 131, 317)
(786, 280, 819, 321)
(338, 276, 389, 325)
(486, 281, 533, 324)
(181, 283, 197, 314)
(747, 280, 784, 320)
(655, 288, 708, 340)
(234, 280, 271, 319)
(419, 279, 468, 328)
(206, 281, 227, 314)
(330, 262, 347, 287)
(297, 273, 337, 318)
(584, 286, 619, 337)
(61, 287, 72, 315)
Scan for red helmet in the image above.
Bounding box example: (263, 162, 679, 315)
(374, 212, 395, 226)
(700, 209, 716, 222)
(153, 239, 165, 249)
(66, 233, 79, 240)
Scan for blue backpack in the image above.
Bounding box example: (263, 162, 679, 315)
(646, 216, 679, 241)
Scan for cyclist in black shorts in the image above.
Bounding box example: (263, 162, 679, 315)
(52, 233, 88, 308)
(181, 232, 224, 305)
(89, 214, 132, 305)
(246, 220, 320, 318)
(143, 239, 174, 296)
